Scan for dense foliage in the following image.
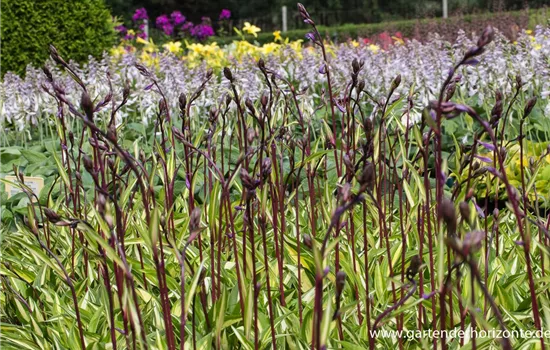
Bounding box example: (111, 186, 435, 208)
(0, 0, 115, 76)
(2, 3, 550, 350)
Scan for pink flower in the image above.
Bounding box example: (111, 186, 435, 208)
(219, 9, 231, 20)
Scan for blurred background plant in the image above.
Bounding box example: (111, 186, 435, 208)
(0, 0, 115, 76)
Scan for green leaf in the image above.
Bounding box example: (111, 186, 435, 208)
(20, 149, 47, 164)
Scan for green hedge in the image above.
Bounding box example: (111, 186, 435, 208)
(1, 0, 115, 76)
(210, 8, 549, 46)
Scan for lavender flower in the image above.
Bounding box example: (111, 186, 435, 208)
(2, 27, 549, 133)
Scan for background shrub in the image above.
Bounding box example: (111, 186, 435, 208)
(211, 8, 548, 46)
(1, 0, 115, 76)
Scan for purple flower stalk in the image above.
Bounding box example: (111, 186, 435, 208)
(182, 22, 194, 32)
(190, 24, 215, 41)
(219, 9, 231, 20)
(156, 14, 170, 27)
(163, 24, 174, 36)
(156, 14, 174, 36)
(132, 8, 148, 22)
(171, 11, 186, 25)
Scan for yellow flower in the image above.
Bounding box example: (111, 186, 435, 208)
(368, 44, 380, 54)
(533, 43, 542, 50)
(135, 37, 157, 54)
(350, 40, 359, 48)
(163, 41, 182, 54)
(136, 36, 149, 45)
(127, 29, 136, 36)
(273, 30, 282, 42)
(184, 42, 226, 68)
(392, 36, 405, 45)
(261, 42, 280, 55)
(139, 51, 159, 68)
(243, 22, 261, 37)
(526, 29, 533, 35)
(235, 40, 258, 59)
(110, 45, 126, 57)
(289, 40, 304, 58)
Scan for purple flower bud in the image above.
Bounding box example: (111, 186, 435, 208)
(516, 74, 523, 87)
(303, 234, 313, 249)
(485, 166, 502, 178)
(422, 291, 437, 300)
(80, 91, 94, 122)
(335, 271, 346, 294)
(477, 26, 494, 48)
(297, 3, 311, 20)
(44, 208, 61, 223)
(477, 140, 495, 151)
(440, 198, 457, 236)
(391, 74, 401, 90)
(463, 58, 479, 66)
(223, 67, 233, 82)
(459, 201, 470, 220)
(334, 99, 346, 113)
(474, 154, 493, 163)
(185, 175, 191, 189)
(305, 32, 316, 41)
(523, 97, 537, 118)
(473, 199, 485, 218)
(454, 104, 477, 117)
